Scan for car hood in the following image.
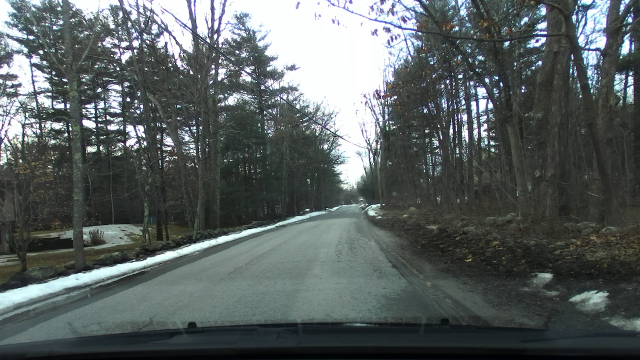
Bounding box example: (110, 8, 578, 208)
(1, 321, 639, 359)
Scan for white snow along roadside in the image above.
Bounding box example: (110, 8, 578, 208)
(0, 207, 341, 316)
(364, 204, 382, 218)
(569, 290, 609, 313)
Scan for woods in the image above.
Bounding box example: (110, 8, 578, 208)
(0, 0, 344, 270)
(348, 0, 638, 225)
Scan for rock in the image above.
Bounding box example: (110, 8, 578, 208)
(93, 254, 116, 266)
(111, 252, 123, 263)
(57, 269, 73, 277)
(592, 251, 608, 260)
(165, 241, 176, 249)
(552, 241, 566, 248)
(147, 241, 165, 252)
(402, 214, 409, 218)
(7, 272, 37, 286)
(600, 226, 619, 234)
(25, 266, 58, 282)
(581, 228, 593, 236)
(405, 207, 419, 216)
(444, 214, 457, 222)
(461, 226, 476, 234)
(485, 217, 497, 226)
(577, 222, 598, 232)
(0, 280, 23, 291)
(133, 247, 143, 257)
(77, 265, 95, 272)
(457, 220, 470, 229)
(64, 261, 75, 270)
(121, 252, 133, 262)
(563, 223, 578, 232)
(570, 239, 578, 244)
(504, 213, 517, 223)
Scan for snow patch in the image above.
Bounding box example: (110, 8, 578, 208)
(522, 273, 558, 296)
(0, 210, 329, 316)
(530, 272, 553, 288)
(569, 290, 609, 313)
(607, 317, 640, 331)
(33, 224, 142, 247)
(365, 204, 381, 218)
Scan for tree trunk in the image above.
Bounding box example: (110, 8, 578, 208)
(533, 1, 572, 219)
(63, 0, 86, 271)
(634, 1, 640, 195)
(464, 78, 475, 203)
(563, 0, 630, 223)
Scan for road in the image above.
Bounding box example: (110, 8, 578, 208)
(0, 205, 494, 345)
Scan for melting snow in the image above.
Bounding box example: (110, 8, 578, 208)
(530, 272, 554, 287)
(365, 204, 382, 218)
(607, 317, 640, 331)
(522, 273, 558, 296)
(569, 290, 609, 313)
(32, 224, 142, 247)
(0, 209, 336, 316)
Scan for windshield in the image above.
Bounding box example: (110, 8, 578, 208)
(0, 0, 638, 353)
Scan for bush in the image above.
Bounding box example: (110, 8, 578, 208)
(88, 229, 106, 246)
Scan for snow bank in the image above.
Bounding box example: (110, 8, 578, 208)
(0, 210, 331, 315)
(569, 290, 609, 313)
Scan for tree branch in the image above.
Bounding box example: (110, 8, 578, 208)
(327, 0, 566, 43)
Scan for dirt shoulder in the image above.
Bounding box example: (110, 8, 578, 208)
(364, 207, 639, 330)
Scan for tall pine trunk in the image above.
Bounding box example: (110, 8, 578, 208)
(63, 0, 86, 271)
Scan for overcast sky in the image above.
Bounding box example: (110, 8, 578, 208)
(0, 0, 390, 186)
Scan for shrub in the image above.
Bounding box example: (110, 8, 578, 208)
(88, 229, 106, 246)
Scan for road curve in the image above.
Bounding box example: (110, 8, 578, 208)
(0, 205, 481, 345)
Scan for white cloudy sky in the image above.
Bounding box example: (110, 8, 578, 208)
(0, 0, 390, 186)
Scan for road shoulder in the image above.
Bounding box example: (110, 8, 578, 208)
(361, 215, 614, 330)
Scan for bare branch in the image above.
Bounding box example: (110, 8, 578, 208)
(327, 1, 566, 43)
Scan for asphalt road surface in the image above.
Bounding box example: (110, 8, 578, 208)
(0, 205, 491, 345)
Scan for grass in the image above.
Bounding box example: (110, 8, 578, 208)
(0, 223, 191, 285)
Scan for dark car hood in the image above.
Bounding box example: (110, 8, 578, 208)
(1, 322, 640, 359)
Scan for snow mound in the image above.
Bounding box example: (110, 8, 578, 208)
(569, 290, 609, 313)
(0, 210, 329, 316)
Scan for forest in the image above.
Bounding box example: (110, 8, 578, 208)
(350, 0, 639, 226)
(0, 0, 345, 270)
